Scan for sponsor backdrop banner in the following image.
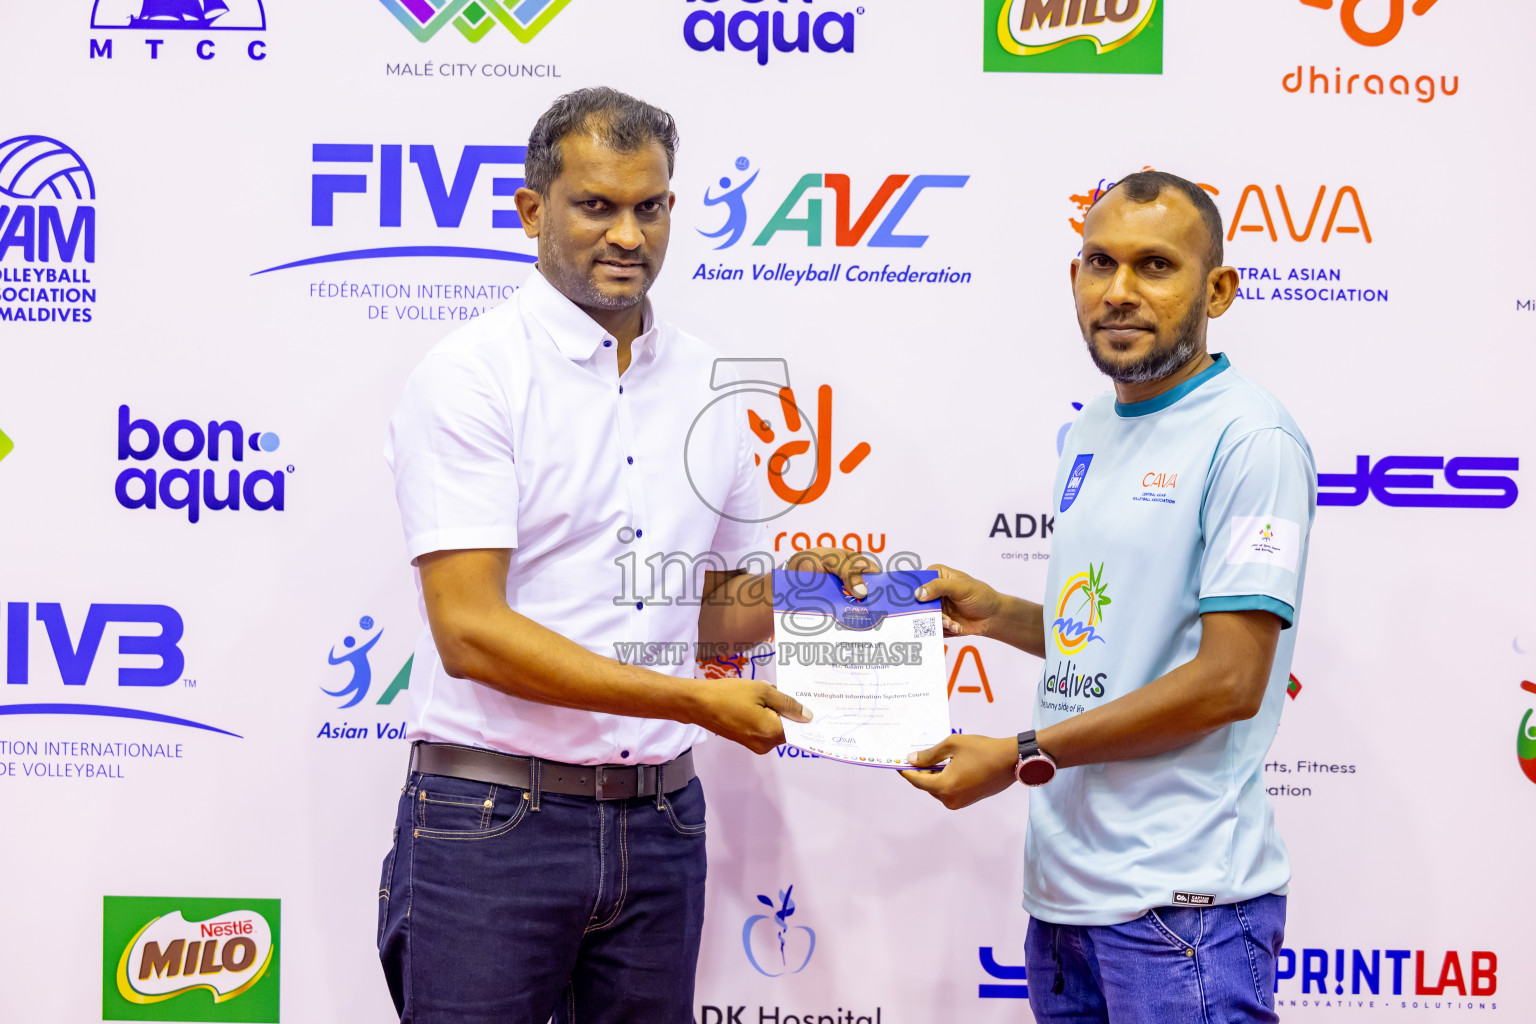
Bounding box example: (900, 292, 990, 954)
(1, 0, 1533, 1021)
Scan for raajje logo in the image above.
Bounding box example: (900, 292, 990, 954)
(104, 896, 280, 1022)
(1052, 562, 1110, 656)
(743, 886, 815, 978)
(379, 0, 572, 43)
(986, 0, 1162, 74)
(1518, 680, 1536, 786)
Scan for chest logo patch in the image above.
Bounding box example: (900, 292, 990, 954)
(1051, 561, 1111, 656)
(1060, 454, 1094, 512)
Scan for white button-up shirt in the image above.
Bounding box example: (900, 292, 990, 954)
(385, 268, 767, 765)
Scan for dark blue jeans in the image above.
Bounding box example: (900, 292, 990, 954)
(377, 768, 708, 1023)
(1025, 894, 1287, 1024)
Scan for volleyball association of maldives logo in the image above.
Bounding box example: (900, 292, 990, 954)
(1052, 562, 1110, 656)
(379, 0, 573, 42)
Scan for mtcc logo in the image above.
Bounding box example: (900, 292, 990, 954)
(1052, 562, 1110, 656)
(685, 359, 870, 524)
(1296, 0, 1438, 47)
(378, 0, 573, 43)
(698, 157, 968, 250)
(89, 0, 270, 62)
(322, 615, 411, 711)
(743, 886, 815, 978)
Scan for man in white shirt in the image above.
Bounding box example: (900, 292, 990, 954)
(900, 172, 1315, 1024)
(377, 87, 816, 1024)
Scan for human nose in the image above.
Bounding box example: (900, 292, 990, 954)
(1103, 264, 1138, 307)
(607, 210, 643, 250)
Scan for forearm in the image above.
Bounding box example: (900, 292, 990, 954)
(1036, 657, 1255, 769)
(431, 603, 704, 725)
(696, 571, 774, 649)
(988, 595, 1046, 658)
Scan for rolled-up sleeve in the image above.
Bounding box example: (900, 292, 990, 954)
(384, 352, 519, 563)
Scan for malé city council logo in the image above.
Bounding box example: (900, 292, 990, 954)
(986, 0, 1162, 74)
(378, 0, 573, 42)
(1052, 562, 1110, 656)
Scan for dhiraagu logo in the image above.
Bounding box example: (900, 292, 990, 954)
(985, 0, 1162, 74)
(1052, 562, 1110, 655)
(103, 896, 280, 1022)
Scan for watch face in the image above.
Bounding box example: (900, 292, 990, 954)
(1016, 756, 1056, 787)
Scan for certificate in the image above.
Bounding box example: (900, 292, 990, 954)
(771, 568, 951, 768)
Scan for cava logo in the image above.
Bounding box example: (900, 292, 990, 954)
(0, 135, 98, 325)
(1052, 562, 1110, 656)
(104, 897, 280, 1022)
(89, 0, 270, 62)
(379, 0, 573, 43)
(986, 0, 1161, 74)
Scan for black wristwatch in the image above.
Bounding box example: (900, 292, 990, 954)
(1015, 731, 1058, 787)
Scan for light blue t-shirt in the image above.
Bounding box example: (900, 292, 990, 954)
(1024, 353, 1317, 926)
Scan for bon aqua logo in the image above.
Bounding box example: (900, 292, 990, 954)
(1052, 562, 1110, 656)
(379, 0, 573, 42)
(986, 0, 1161, 74)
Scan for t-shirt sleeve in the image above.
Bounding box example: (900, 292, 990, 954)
(707, 386, 770, 569)
(384, 352, 519, 563)
(1198, 427, 1317, 628)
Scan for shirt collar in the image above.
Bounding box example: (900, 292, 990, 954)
(521, 266, 658, 364)
(1113, 352, 1230, 418)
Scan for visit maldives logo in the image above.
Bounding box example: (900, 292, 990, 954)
(379, 0, 573, 42)
(1051, 562, 1111, 656)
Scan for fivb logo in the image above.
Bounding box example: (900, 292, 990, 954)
(0, 135, 98, 325)
(89, 0, 270, 63)
(380, 0, 572, 42)
(251, 143, 538, 274)
(699, 156, 968, 250)
(116, 405, 287, 524)
(683, 0, 861, 66)
(987, 0, 1162, 74)
(104, 897, 280, 1022)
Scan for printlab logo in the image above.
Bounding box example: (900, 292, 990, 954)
(1275, 944, 1496, 1001)
(683, 0, 861, 66)
(1051, 562, 1110, 656)
(743, 886, 815, 978)
(89, 0, 270, 62)
(1318, 456, 1519, 509)
(985, 0, 1162, 74)
(116, 405, 288, 524)
(684, 358, 870, 524)
(379, 0, 572, 42)
(322, 615, 410, 711)
(0, 135, 98, 325)
(977, 945, 1028, 999)
(1518, 680, 1536, 786)
(103, 896, 280, 1022)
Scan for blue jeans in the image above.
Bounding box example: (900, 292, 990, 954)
(377, 768, 708, 1023)
(1025, 894, 1287, 1024)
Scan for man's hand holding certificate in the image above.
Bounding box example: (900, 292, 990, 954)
(771, 568, 951, 768)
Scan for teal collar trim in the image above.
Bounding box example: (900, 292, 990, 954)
(1114, 353, 1230, 418)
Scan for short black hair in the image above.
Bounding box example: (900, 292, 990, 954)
(1097, 170, 1224, 271)
(524, 87, 679, 195)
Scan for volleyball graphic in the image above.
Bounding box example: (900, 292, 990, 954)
(0, 136, 95, 201)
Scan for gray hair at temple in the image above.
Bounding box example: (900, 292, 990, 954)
(523, 87, 680, 196)
(1097, 170, 1225, 272)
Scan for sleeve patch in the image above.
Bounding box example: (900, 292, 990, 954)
(1224, 516, 1301, 573)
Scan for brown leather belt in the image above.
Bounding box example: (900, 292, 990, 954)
(410, 742, 696, 801)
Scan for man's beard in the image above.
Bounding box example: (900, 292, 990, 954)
(542, 234, 655, 311)
(1082, 297, 1206, 384)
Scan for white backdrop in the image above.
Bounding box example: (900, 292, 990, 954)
(2, 1, 1535, 1021)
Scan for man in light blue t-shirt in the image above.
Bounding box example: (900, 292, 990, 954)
(901, 171, 1316, 1024)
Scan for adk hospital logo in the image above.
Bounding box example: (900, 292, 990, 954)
(744, 886, 815, 978)
(0, 135, 98, 325)
(103, 896, 280, 1022)
(89, 0, 270, 63)
(985, 0, 1162, 75)
(692, 156, 973, 288)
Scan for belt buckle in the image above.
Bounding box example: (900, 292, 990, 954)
(595, 766, 627, 801)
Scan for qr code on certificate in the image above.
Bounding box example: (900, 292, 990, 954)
(913, 617, 938, 639)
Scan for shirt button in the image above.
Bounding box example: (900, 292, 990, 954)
(620, 750, 630, 759)
(619, 385, 624, 394)
(635, 601, 643, 610)
(626, 456, 634, 465)
(603, 339, 613, 348)
(635, 529, 643, 538)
